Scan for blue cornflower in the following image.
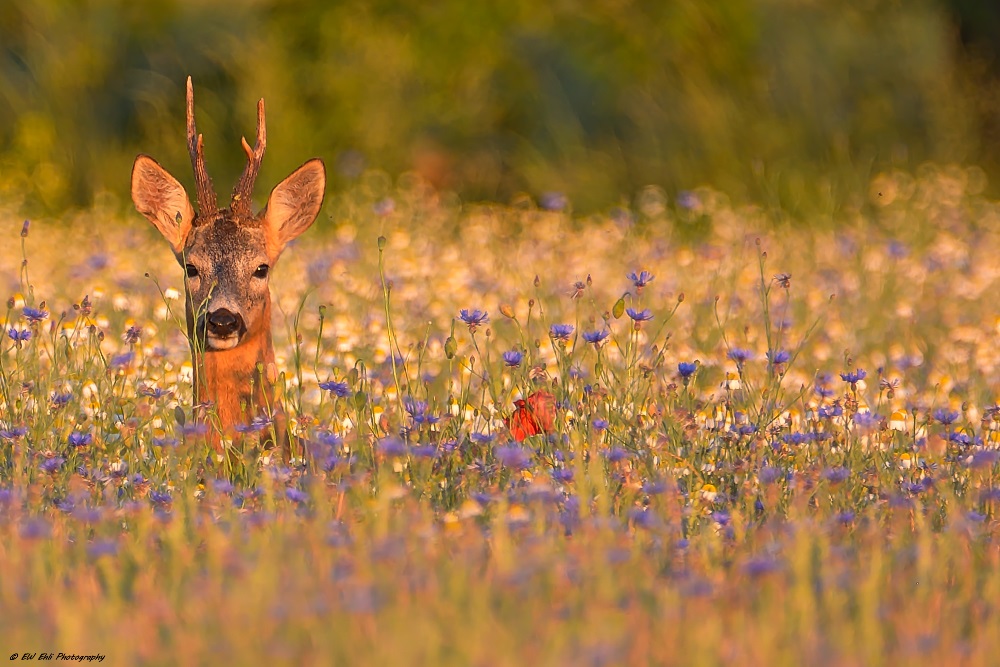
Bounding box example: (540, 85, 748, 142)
(68, 431, 92, 448)
(840, 369, 867, 384)
(627, 270, 654, 288)
(109, 351, 134, 368)
(552, 468, 574, 483)
(315, 432, 343, 448)
(322, 454, 355, 472)
(549, 324, 574, 341)
(743, 557, 781, 578)
(311, 432, 341, 454)
(86, 540, 119, 559)
(469, 432, 494, 445)
(410, 445, 439, 459)
(405, 399, 440, 425)
(405, 399, 428, 415)
(949, 432, 972, 446)
(678, 362, 698, 379)
(150, 490, 172, 505)
(625, 308, 653, 323)
(74, 506, 102, 523)
(836, 510, 856, 524)
(0, 426, 27, 440)
(592, 418, 609, 431)
(53, 497, 76, 513)
(711, 511, 731, 526)
(822, 467, 850, 484)
(932, 408, 960, 425)
(767, 349, 790, 365)
(152, 436, 179, 448)
(727, 348, 754, 365)
(7, 328, 31, 342)
(502, 350, 523, 367)
(39, 457, 65, 474)
(50, 392, 73, 408)
(582, 329, 610, 345)
(815, 384, 835, 398)
(20, 518, 51, 540)
(285, 488, 309, 503)
(818, 404, 844, 419)
(853, 412, 881, 430)
(180, 422, 209, 437)
(459, 309, 489, 333)
(22, 306, 48, 323)
(494, 445, 531, 470)
(628, 507, 656, 529)
(968, 450, 1000, 469)
(138, 385, 170, 399)
(378, 437, 407, 457)
(319, 380, 351, 397)
(603, 447, 631, 463)
(235, 416, 273, 433)
(759, 466, 783, 485)
(642, 480, 669, 495)
(471, 491, 493, 506)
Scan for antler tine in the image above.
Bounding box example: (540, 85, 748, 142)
(231, 97, 266, 216)
(186, 76, 218, 216)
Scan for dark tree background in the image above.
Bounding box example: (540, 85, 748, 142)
(0, 0, 997, 217)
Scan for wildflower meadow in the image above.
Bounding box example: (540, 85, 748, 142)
(2, 165, 1000, 665)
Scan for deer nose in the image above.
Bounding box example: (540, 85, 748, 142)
(206, 308, 243, 337)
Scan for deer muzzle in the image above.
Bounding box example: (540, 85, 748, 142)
(199, 308, 247, 350)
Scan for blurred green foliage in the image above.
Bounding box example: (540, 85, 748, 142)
(0, 0, 995, 216)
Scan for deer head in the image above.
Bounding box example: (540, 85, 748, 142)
(131, 77, 326, 353)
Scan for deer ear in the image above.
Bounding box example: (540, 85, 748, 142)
(262, 158, 326, 259)
(131, 155, 195, 254)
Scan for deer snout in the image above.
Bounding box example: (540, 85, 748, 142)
(206, 308, 244, 338)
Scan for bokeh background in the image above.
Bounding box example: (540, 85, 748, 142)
(1, 0, 999, 217)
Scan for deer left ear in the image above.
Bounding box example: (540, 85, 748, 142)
(262, 158, 326, 259)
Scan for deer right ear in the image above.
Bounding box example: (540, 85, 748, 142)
(262, 158, 326, 261)
(131, 155, 195, 253)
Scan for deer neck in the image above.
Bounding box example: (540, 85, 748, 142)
(190, 300, 277, 436)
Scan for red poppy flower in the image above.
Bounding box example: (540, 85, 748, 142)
(506, 390, 556, 442)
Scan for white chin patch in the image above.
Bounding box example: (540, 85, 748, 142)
(206, 335, 240, 351)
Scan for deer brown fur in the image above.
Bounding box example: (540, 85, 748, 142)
(131, 77, 326, 456)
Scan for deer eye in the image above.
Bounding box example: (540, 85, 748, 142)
(185, 264, 199, 278)
(253, 264, 270, 279)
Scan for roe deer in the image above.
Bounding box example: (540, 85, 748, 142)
(130, 77, 326, 457)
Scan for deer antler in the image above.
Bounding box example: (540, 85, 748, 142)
(186, 76, 218, 217)
(231, 97, 266, 216)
